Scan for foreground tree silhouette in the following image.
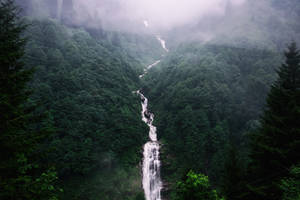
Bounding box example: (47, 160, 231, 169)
(0, 0, 60, 199)
(246, 42, 300, 200)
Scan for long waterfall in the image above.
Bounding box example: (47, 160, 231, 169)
(138, 25, 168, 200)
(137, 90, 162, 200)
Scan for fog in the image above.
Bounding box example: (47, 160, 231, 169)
(71, 0, 246, 31)
(16, 0, 300, 48)
(18, 0, 246, 32)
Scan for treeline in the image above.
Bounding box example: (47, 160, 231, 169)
(142, 41, 300, 199)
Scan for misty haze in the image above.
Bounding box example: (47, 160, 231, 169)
(1, 0, 300, 200)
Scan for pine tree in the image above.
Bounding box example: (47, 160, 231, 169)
(246, 42, 300, 200)
(0, 0, 32, 149)
(0, 0, 60, 199)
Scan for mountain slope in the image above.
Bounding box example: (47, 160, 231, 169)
(23, 18, 160, 200)
(142, 43, 282, 197)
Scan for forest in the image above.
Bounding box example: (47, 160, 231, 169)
(0, 0, 299, 200)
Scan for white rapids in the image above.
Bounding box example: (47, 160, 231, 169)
(137, 90, 162, 200)
(144, 20, 149, 28)
(137, 24, 169, 200)
(156, 36, 169, 52)
(139, 60, 161, 78)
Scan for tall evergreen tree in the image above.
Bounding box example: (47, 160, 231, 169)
(246, 42, 300, 200)
(0, 0, 60, 199)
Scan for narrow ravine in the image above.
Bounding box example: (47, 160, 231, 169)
(137, 21, 168, 200)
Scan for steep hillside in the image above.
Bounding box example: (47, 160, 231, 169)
(142, 43, 282, 198)
(4, 0, 300, 199)
(23, 18, 161, 200)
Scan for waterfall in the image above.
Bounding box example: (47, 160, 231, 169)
(137, 90, 162, 200)
(144, 20, 149, 28)
(156, 36, 169, 52)
(139, 60, 161, 78)
(137, 32, 169, 200)
(57, 0, 63, 20)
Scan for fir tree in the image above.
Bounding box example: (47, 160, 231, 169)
(246, 42, 300, 200)
(0, 0, 60, 199)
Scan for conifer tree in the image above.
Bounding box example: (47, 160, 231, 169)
(0, 0, 60, 199)
(246, 42, 300, 200)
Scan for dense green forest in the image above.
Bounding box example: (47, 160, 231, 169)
(0, 0, 163, 199)
(23, 16, 168, 200)
(25, 19, 148, 199)
(142, 43, 281, 198)
(1, 0, 300, 199)
(142, 44, 299, 200)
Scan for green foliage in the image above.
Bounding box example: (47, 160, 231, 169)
(175, 171, 223, 200)
(280, 164, 300, 200)
(19, 17, 163, 198)
(246, 42, 300, 200)
(24, 18, 148, 175)
(0, 0, 59, 199)
(143, 43, 280, 197)
(5, 1, 300, 199)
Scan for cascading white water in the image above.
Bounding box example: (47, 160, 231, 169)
(156, 36, 169, 52)
(137, 27, 169, 200)
(143, 20, 169, 52)
(139, 60, 161, 78)
(144, 20, 149, 28)
(137, 90, 162, 200)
